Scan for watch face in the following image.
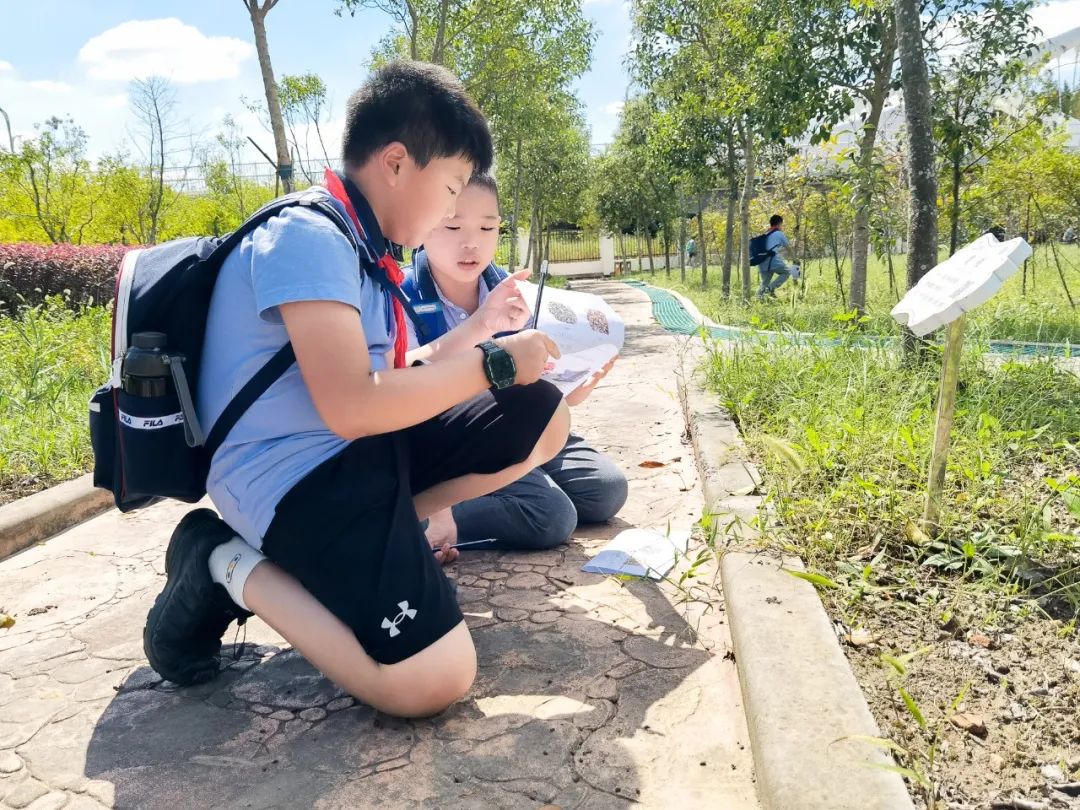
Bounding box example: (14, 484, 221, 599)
(484, 343, 515, 389)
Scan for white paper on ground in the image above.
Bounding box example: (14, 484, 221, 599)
(891, 234, 1032, 337)
(581, 528, 691, 580)
(518, 281, 625, 395)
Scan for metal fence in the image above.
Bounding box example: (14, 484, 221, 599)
(613, 231, 667, 259)
(544, 229, 601, 262)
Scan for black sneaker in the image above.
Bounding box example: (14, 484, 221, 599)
(144, 509, 252, 686)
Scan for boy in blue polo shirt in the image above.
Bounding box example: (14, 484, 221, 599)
(143, 62, 570, 718)
(403, 175, 628, 552)
(757, 214, 800, 299)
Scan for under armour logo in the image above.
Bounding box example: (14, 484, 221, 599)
(381, 601, 417, 637)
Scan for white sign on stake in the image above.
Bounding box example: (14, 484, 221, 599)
(891, 233, 1032, 337)
(889, 232, 1032, 530)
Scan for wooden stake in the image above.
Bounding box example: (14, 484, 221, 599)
(923, 315, 965, 530)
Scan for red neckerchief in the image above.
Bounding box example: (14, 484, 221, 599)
(323, 169, 408, 369)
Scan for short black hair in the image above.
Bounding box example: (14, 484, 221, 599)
(342, 61, 493, 174)
(468, 173, 499, 205)
(770, 214, 783, 227)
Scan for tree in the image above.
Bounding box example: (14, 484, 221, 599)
(796, 1, 897, 316)
(279, 73, 334, 183)
(242, 0, 294, 193)
(128, 77, 190, 244)
(592, 98, 679, 275)
(510, 95, 591, 272)
(632, 0, 852, 298)
(342, 0, 595, 271)
(929, 0, 1039, 255)
(0, 106, 14, 153)
(894, 0, 938, 329)
(0, 117, 104, 243)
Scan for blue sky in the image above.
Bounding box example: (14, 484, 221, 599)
(0, 1, 1075, 166)
(0, 0, 634, 164)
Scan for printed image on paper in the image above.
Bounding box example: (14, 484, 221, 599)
(518, 281, 625, 395)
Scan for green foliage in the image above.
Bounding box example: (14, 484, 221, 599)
(704, 337, 1080, 619)
(0, 298, 110, 502)
(0, 117, 102, 244)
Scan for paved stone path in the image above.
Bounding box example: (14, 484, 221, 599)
(0, 282, 757, 810)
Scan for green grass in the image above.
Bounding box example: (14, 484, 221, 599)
(635, 243, 1080, 345)
(0, 297, 110, 503)
(706, 337, 1080, 620)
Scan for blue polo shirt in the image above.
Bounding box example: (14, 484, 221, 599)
(196, 187, 396, 548)
(762, 229, 790, 271)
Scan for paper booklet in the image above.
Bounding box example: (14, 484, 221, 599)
(581, 528, 691, 580)
(517, 281, 625, 395)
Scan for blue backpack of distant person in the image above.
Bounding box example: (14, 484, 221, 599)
(749, 228, 778, 267)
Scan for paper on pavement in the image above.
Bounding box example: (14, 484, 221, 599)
(581, 528, 690, 580)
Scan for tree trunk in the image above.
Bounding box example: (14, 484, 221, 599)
(151, 99, 164, 243)
(1022, 195, 1031, 296)
(663, 223, 671, 276)
(723, 124, 737, 298)
(524, 205, 536, 269)
(885, 220, 899, 300)
(509, 138, 523, 273)
(850, 18, 896, 316)
(895, 0, 938, 355)
(822, 192, 848, 309)
(697, 198, 708, 290)
(678, 215, 687, 282)
(247, 2, 293, 193)
(432, 0, 450, 64)
(738, 121, 756, 301)
(0, 106, 14, 152)
(949, 152, 962, 256)
(533, 207, 545, 275)
(645, 222, 656, 274)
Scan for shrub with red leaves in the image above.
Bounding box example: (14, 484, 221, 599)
(0, 243, 128, 311)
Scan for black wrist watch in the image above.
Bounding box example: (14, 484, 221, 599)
(477, 340, 516, 390)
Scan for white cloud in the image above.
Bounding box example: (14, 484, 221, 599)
(0, 60, 13, 74)
(604, 100, 625, 117)
(101, 93, 129, 109)
(78, 18, 253, 84)
(27, 80, 72, 93)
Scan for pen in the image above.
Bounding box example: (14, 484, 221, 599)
(531, 260, 549, 329)
(432, 539, 497, 553)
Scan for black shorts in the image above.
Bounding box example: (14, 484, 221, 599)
(261, 381, 563, 665)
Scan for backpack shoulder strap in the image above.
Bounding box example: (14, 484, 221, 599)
(481, 263, 507, 291)
(402, 253, 447, 344)
(204, 343, 296, 460)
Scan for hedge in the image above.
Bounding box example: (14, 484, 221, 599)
(0, 243, 126, 311)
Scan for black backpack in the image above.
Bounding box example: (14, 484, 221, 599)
(749, 229, 778, 267)
(89, 189, 411, 512)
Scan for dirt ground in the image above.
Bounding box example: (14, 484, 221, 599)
(841, 596, 1080, 809)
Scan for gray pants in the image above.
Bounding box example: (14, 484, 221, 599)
(758, 260, 792, 297)
(452, 433, 628, 551)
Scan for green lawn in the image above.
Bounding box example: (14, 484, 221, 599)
(704, 337, 1080, 621)
(634, 243, 1080, 345)
(0, 298, 110, 504)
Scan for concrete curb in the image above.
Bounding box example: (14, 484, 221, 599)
(676, 350, 915, 810)
(0, 474, 113, 560)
